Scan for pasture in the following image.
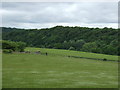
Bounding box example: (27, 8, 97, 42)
(25, 47, 119, 61)
(3, 47, 118, 88)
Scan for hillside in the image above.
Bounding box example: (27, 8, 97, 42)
(2, 26, 119, 55)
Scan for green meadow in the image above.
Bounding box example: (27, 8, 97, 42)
(26, 47, 119, 61)
(3, 47, 118, 88)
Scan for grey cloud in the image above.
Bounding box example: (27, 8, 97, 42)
(1, 2, 118, 28)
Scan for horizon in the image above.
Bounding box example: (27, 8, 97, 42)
(2, 25, 118, 30)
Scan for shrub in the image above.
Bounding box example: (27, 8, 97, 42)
(3, 49, 13, 53)
(2, 40, 26, 53)
(103, 58, 107, 61)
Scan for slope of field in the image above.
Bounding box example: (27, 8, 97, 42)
(25, 47, 118, 61)
(3, 48, 118, 88)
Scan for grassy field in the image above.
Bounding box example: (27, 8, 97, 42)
(25, 47, 119, 61)
(3, 47, 118, 88)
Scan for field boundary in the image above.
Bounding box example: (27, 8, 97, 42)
(39, 52, 119, 62)
(17, 51, 119, 62)
(68, 55, 119, 62)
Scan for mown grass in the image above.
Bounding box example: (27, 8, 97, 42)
(3, 47, 118, 88)
(25, 47, 119, 61)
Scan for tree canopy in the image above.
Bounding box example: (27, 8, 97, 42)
(2, 26, 119, 55)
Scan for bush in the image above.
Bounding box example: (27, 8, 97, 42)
(103, 58, 107, 61)
(17, 41, 26, 52)
(3, 49, 13, 53)
(2, 40, 17, 51)
(2, 40, 26, 52)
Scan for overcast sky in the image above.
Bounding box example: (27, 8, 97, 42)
(0, 2, 118, 29)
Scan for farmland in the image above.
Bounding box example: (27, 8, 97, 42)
(2, 47, 118, 88)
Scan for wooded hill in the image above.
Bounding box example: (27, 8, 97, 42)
(2, 26, 119, 55)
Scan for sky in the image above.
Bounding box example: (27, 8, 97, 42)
(0, 2, 118, 29)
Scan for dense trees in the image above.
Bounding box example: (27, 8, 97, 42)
(2, 40, 26, 53)
(2, 26, 119, 55)
(82, 42, 98, 53)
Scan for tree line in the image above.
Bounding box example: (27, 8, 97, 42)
(2, 26, 119, 55)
